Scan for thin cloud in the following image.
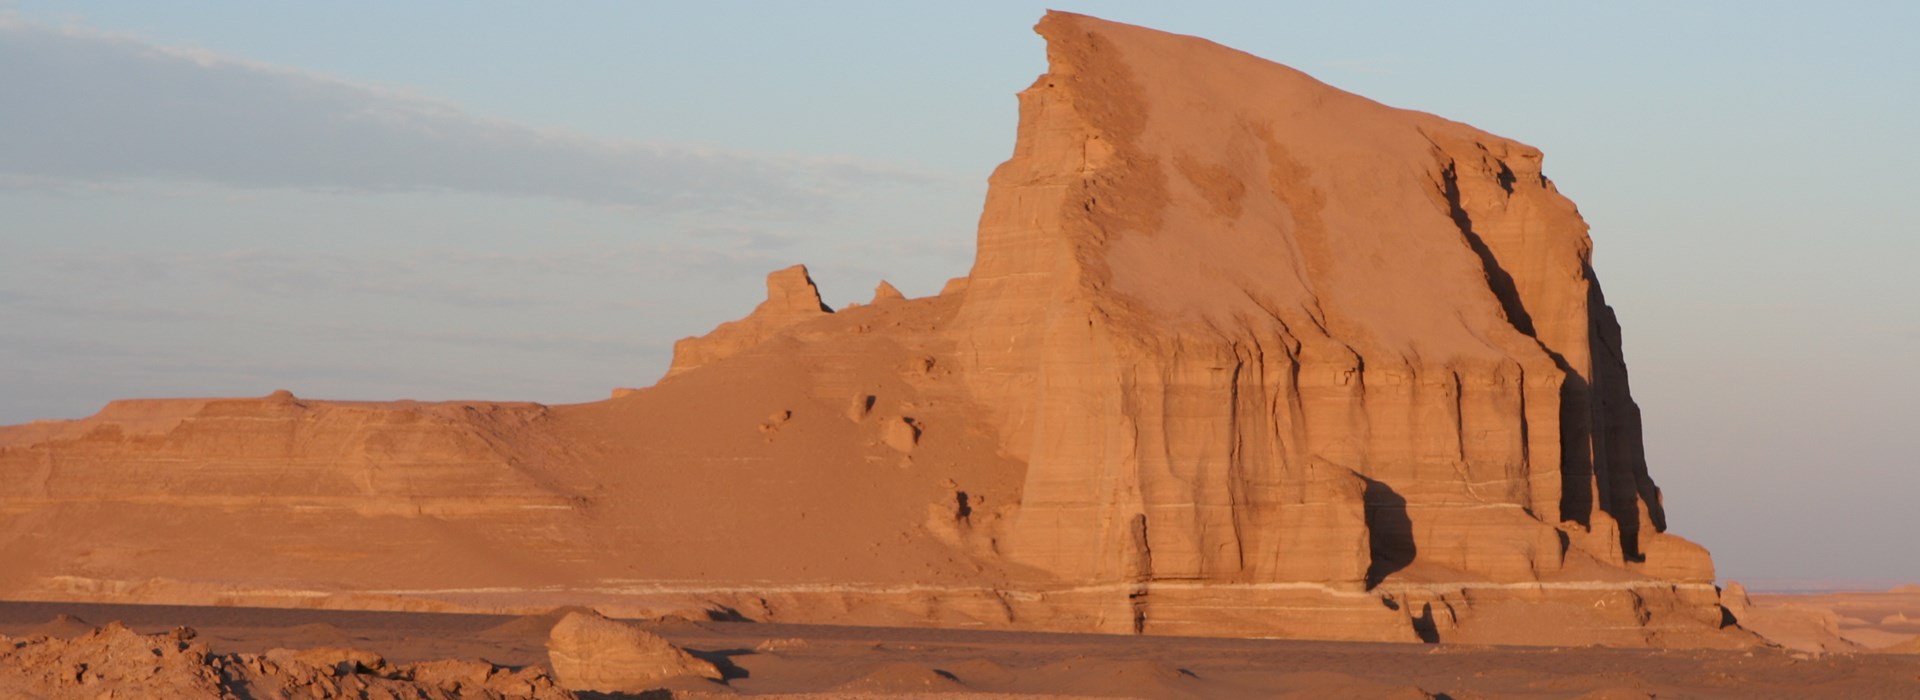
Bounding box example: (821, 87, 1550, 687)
(0, 288, 202, 323)
(0, 18, 928, 215)
(679, 224, 803, 251)
(194, 244, 789, 306)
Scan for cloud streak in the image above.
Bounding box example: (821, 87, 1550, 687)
(0, 17, 927, 215)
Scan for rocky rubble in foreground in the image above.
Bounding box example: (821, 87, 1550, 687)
(0, 622, 571, 699)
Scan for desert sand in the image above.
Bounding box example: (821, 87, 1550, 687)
(2, 10, 1913, 699)
(3, 600, 1919, 699)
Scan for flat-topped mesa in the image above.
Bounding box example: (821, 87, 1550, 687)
(667, 264, 833, 377)
(945, 10, 1714, 627)
(0, 392, 571, 510)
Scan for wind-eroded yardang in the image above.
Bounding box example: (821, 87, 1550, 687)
(0, 12, 1742, 647)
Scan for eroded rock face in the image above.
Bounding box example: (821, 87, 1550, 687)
(0, 11, 1731, 647)
(668, 264, 833, 377)
(946, 12, 1711, 600)
(546, 610, 722, 693)
(0, 391, 598, 600)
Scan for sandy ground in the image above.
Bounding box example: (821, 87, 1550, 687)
(1750, 586, 1920, 651)
(3, 600, 1917, 699)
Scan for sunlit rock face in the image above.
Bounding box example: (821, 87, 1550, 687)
(945, 11, 1715, 637)
(0, 11, 1735, 647)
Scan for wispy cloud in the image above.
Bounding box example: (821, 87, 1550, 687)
(7, 238, 799, 315)
(0, 18, 931, 215)
(0, 287, 202, 323)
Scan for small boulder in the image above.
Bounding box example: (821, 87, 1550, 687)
(847, 394, 875, 422)
(882, 417, 921, 454)
(760, 410, 792, 435)
(263, 646, 390, 676)
(546, 610, 722, 693)
(1720, 581, 1752, 618)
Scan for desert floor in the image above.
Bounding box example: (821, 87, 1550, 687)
(4, 599, 1919, 699)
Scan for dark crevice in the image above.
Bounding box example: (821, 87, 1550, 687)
(1558, 371, 1596, 529)
(1128, 513, 1152, 581)
(1435, 152, 1667, 562)
(1588, 277, 1654, 561)
(1128, 585, 1149, 635)
(1127, 513, 1152, 634)
(1438, 159, 1602, 530)
(1440, 162, 1535, 336)
(1363, 477, 1414, 589)
(1411, 602, 1440, 643)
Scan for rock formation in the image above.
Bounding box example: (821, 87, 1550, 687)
(546, 610, 722, 693)
(0, 12, 1737, 647)
(872, 280, 906, 304)
(667, 264, 833, 377)
(930, 10, 1719, 640)
(1722, 581, 1753, 619)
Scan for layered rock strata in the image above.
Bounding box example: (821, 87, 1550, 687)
(942, 12, 1716, 637)
(0, 12, 1733, 646)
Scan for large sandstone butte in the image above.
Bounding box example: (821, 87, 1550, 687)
(0, 13, 1740, 647)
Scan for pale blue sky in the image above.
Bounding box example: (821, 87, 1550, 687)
(2, 1, 1915, 587)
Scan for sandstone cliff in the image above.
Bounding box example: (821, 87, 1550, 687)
(938, 12, 1717, 637)
(0, 12, 1734, 647)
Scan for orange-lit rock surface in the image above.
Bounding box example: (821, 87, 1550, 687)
(546, 610, 721, 692)
(666, 264, 834, 377)
(0, 12, 1738, 647)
